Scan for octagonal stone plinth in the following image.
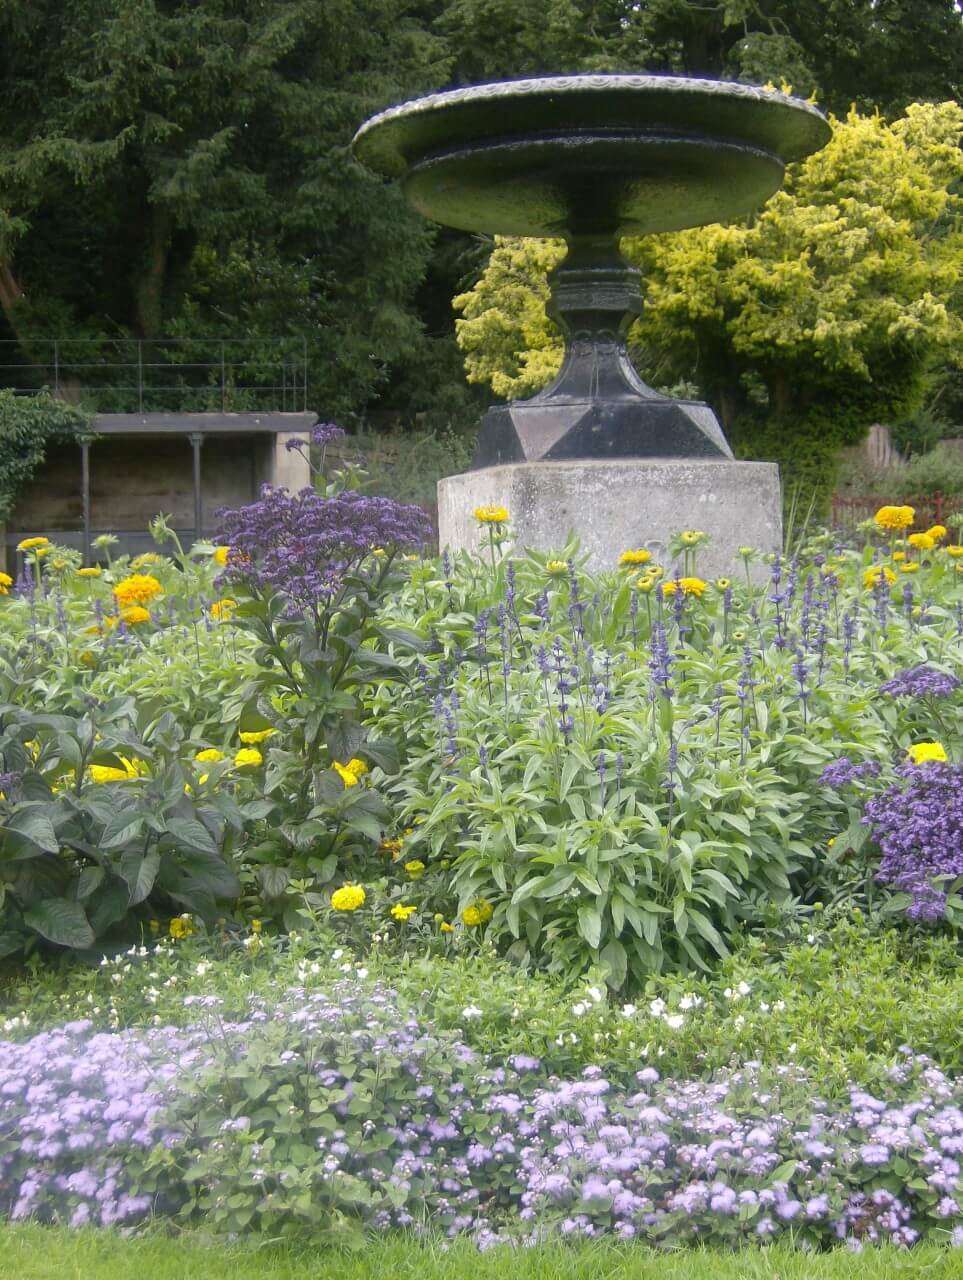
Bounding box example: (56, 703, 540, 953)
(438, 460, 781, 576)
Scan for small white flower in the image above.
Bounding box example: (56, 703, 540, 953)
(679, 993, 703, 1010)
(774, 999, 786, 1012)
(737, 980, 751, 996)
(665, 1014, 685, 1030)
(723, 987, 734, 999)
(587, 986, 604, 1004)
(332, 948, 344, 960)
(356, 967, 369, 980)
(461, 1005, 483, 1021)
(195, 962, 210, 977)
(621, 1003, 638, 1018)
(572, 1002, 588, 1017)
(760, 1001, 770, 1013)
(807, 933, 816, 943)
(787, 1042, 798, 1055)
(733, 1014, 746, 1029)
(649, 998, 667, 1017)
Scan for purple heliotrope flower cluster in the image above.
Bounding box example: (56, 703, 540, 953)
(217, 486, 433, 613)
(880, 665, 961, 699)
(819, 757, 882, 789)
(864, 763, 963, 921)
(3, 986, 963, 1248)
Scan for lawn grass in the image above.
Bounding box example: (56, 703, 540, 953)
(4, 1226, 961, 1280)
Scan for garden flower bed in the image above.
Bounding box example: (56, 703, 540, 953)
(1, 463, 962, 1254)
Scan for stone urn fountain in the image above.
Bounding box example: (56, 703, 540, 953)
(352, 75, 831, 572)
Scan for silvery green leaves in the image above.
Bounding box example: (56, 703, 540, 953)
(0, 700, 242, 958)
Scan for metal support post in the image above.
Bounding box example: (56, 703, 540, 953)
(79, 435, 94, 565)
(188, 432, 204, 545)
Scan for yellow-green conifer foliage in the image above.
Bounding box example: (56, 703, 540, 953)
(454, 101, 963, 506)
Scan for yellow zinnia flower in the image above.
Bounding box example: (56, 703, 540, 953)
(619, 549, 651, 566)
(545, 560, 568, 575)
(77, 567, 102, 577)
(391, 903, 417, 922)
(113, 574, 163, 608)
(88, 756, 146, 784)
(899, 562, 920, 574)
(0, 571, 12, 595)
(17, 536, 50, 552)
(404, 860, 426, 879)
(238, 728, 275, 744)
(194, 748, 225, 763)
(926, 525, 946, 542)
(209, 598, 237, 621)
(473, 504, 508, 524)
(635, 575, 656, 593)
(119, 606, 151, 625)
(714, 577, 731, 590)
(873, 505, 915, 531)
(907, 532, 935, 552)
(212, 546, 231, 566)
(234, 748, 263, 768)
(169, 914, 195, 939)
(946, 546, 963, 558)
(345, 758, 368, 778)
(380, 837, 402, 857)
(130, 553, 162, 570)
(331, 884, 366, 911)
(333, 761, 359, 787)
(461, 898, 493, 927)
(892, 550, 906, 562)
(863, 565, 896, 589)
(907, 741, 948, 765)
(680, 530, 706, 545)
(661, 577, 707, 598)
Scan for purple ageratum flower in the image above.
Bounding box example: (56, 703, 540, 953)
(879, 665, 961, 699)
(864, 762, 963, 921)
(216, 487, 433, 614)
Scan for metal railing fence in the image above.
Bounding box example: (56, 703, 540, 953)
(0, 337, 308, 413)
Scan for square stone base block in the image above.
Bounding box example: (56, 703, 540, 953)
(438, 460, 782, 576)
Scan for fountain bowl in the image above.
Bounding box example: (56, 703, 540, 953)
(352, 74, 831, 238)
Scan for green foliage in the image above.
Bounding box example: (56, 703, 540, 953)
(0, 391, 90, 521)
(0, 693, 244, 959)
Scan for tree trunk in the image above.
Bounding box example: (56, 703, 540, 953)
(0, 261, 25, 339)
(769, 369, 795, 417)
(133, 205, 176, 338)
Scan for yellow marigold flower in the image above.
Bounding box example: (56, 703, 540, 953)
(863, 565, 896, 589)
(635, 575, 655, 593)
(77, 566, 102, 577)
(646, 564, 665, 579)
(169, 914, 195, 939)
(714, 577, 731, 590)
(88, 756, 146, 784)
(234, 748, 263, 768)
(331, 884, 366, 911)
(661, 577, 707, 598)
(619, 549, 651, 566)
(88, 765, 130, 784)
(380, 837, 402, 856)
(462, 898, 493, 927)
(440, 922, 454, 933)
(50, 557, 70, 572)
(345, 758, 368, 777)
(119, 605, 151, 625)
(907, 741, 948, 765)
(210, 598, 237, 620)
(0, 571, 12, 595)
(404, 860, 426, 879)
(473, 504, 508, 524)
(907, 532, 935, 551)
(113, 574, 163, 608)
(946, 545, 963, 558)
(899, 562, 920, 574)
(251, 919, 262, 934)
(194, 748, 225, 763)
(212, 546, 231, 566)
(680, 530, 706, 545)
(333, 761, 360, 787)
(130, 552, 162, 570)
(238, 728, 275, 744)
(545, 559, 568, 575)
(17, 536, 50, 552)
(892, 550, 906, 562)
(926, 525, 946, 542)
(391, 903, 417, 922)
(873, 505, 915, 531)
